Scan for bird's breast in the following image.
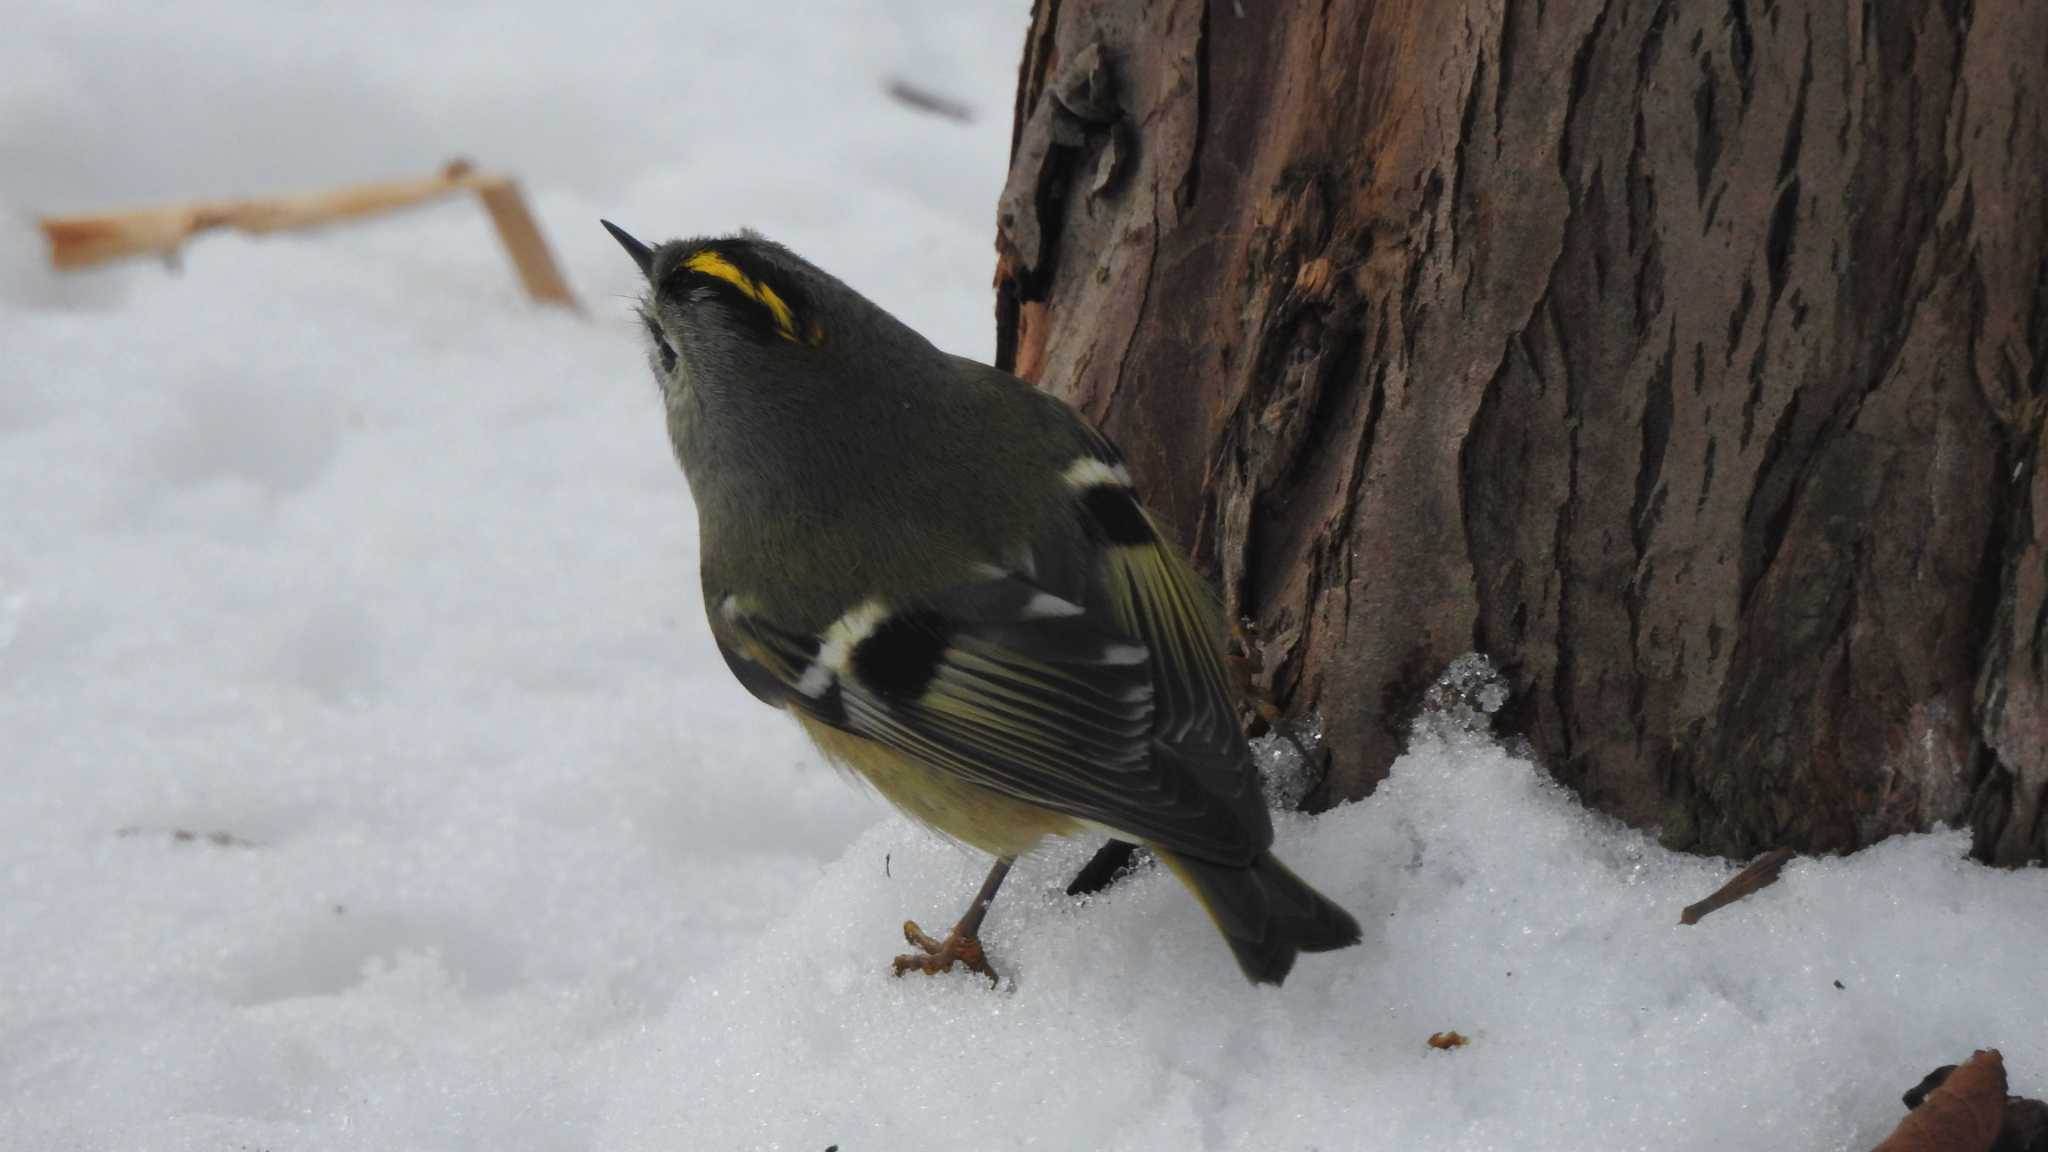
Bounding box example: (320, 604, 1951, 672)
(796, 714, 1081, 857)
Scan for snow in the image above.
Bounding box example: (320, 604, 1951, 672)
(3, 4, 2044, 1150)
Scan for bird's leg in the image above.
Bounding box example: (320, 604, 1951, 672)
(1066, 838, 1143, 897)
(893, 856, 1012, 984)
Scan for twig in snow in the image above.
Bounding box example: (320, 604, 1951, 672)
(39, 160, 578, 309)
(1679, 848, 1795, 925)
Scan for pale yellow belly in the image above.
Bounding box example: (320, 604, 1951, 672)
(797, 715, 1081, 858)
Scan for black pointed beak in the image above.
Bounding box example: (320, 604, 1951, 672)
(601, 219, 655, 277)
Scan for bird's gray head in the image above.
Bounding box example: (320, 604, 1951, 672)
(601, 221, 961, 533)
(602, 223, 917, 417)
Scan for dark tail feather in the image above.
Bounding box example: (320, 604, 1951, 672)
(1161, 850, 1362, 985)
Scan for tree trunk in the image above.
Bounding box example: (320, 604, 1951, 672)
(993, 0, 2048, 863)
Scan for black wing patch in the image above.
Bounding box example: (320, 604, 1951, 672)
(850, 609, 951, 703)
(1080, 484, 1153, 547)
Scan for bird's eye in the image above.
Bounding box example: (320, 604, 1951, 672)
(642, 314, 678, 374)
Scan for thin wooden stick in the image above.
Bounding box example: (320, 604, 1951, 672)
(474, 177, 576, 308)
(1680, 848, 1795, 925)
(37, 160, 577, 309)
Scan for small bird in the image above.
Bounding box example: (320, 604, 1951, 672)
(604, 223, 1360, 985)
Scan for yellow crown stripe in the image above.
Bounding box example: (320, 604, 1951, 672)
(753, 283, 798, 338)
(685, 250, 800, 341)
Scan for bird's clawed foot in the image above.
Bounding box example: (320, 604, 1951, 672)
(891, 919, 1000, 985)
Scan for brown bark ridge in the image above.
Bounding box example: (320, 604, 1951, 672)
(994, 0, 2048, 862)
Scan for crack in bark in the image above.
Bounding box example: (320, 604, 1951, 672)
(1495, 0, 1520, 157)
(1738, 388, 1803, 610)
(1632, 321, 1679, 558)
(1451, 50, 1485, 266)
(1550, 296, 1584, 767)
(1726, 0, 1757, 105)
(1693, 50, 1723, 209)
(1777, 21, 1814, 184)
(1176, 0, 1210, 212)
(1104, 179, 1163, 426)
(1764, 177, 1801, 304)
(1563, 0, 1614, 181)
(1541, 0, 1615, 773)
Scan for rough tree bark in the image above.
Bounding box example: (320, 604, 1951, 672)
(993, 0, 2048, 863)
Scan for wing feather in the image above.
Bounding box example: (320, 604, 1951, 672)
(1061, 460, 1270, 832)
(712, 572, 1260, 862)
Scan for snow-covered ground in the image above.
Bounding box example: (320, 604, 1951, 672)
(3, 4, 2044, 1150)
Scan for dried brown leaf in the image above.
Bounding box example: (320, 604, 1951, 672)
(1873, 1050, 2008, 1152)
